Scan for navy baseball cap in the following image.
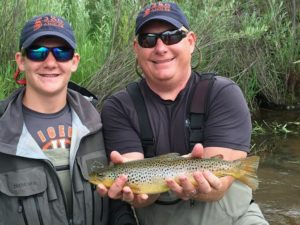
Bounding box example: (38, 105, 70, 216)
(135, 2, 190, 35)
(19, 14, 76, 49)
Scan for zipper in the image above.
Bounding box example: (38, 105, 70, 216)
(55, 165, 70, 171)
(100, 196, 104, 222)
(18, 198, 29, 225)
(69, 129, 100, 224)
(43, 160, 71, 221)
(34, 196, 44, 225)
(190, 199, 195, 207)
(91, 185, 96, 225)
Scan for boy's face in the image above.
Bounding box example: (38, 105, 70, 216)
(16, 37, 80, 98)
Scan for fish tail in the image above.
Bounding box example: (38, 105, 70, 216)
(232, 156, 260, 190)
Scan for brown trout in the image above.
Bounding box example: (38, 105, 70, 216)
(88, 153, 260, 194)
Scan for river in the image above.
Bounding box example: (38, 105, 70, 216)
(252, 109, 300, 225)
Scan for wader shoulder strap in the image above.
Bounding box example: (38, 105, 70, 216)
(126, 82, 155, 158)
(68, 81, 98, 107)
(188, 73, 215, 150)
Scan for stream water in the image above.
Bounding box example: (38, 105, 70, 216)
(252, 109, 300, 225)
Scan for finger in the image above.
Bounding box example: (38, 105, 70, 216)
(136, 193, 148, 201)
(203, 170, 222, 190)
(122, 186, 149, 205)
(191, 143, 204, 158)
(166, 178, 184, 195)
(108, 174, 128, 199)
(110, 151, 125, 164)
(96, 183, 108, 197)
(179, 176, 196, 195)
(193, 171, 211, 194)
(122, 186, 135, 203)
(166, 178, 192, 200)
(179, 176, 201, 200)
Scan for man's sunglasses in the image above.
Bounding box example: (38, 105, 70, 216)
(22, 46, 74, 62)
(138, 29, 188, 48)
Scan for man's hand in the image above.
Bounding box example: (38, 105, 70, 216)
(166, 143, 223, 201)
(96, 151, 158, 207)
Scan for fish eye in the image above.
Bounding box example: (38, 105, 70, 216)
(97, 173, 105, 178)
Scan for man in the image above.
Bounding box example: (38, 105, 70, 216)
(0, 14, 135, 225)
(99, 2, 268, 225)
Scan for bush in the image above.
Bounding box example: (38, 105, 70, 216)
(1, 0, 299, 111)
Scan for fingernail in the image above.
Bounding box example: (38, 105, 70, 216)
(141, 194, 148, 200)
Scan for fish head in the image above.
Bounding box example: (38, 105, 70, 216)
(88, 169, 116, 188)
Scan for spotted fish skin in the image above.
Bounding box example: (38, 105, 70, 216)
(88, 154, 259, 194)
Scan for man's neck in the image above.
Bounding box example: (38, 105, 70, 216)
(146, 71, 192, 101)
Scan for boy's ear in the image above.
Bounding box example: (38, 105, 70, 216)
(71, 53, 80, 72)
(15, 52, 25, 71)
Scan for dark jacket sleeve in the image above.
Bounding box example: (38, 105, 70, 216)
(109, 199, 138, 225)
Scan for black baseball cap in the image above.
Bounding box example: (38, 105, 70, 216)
(135, 2, 190, 35)
(19, 14, 76, 49)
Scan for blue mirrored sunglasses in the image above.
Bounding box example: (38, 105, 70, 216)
(22, 46, 74, 62)
(138, 29, 187, 48)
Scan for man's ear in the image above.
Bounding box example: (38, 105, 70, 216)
(187, 31, 197, 54)
(71, 53, 80, 72)
(15, 52, 25, 71)
(133, 38, 139, 56)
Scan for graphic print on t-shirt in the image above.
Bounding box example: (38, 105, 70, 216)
(37, 125, 72, 168)
(37, 125, 72, 150)
(23, 104, 72, 167)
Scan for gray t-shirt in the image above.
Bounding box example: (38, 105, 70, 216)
(101, 72, 251, 156)
(23, 104, 72, 212)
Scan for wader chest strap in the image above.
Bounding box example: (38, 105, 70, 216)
(126, 82, 155, 158)
(189, 73, 215, 149)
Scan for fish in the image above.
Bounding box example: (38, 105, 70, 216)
(88, 153, 260, 194)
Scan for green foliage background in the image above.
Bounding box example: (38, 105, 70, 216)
(0, 0, 299, 110)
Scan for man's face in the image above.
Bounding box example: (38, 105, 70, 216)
(134, 21, 196, 90)
(16, 37, 80, 98)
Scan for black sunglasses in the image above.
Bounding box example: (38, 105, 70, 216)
(138, 29, 187, 48)
(22, 46, 74, 62)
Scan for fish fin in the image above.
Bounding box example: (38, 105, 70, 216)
(210, 154, 224, 160)
(182, 154, 224, 159)
(157, 153, 181, 159)
(123, 153, 181, 165)
(129, 183, 142, 194)
(182, 153, 192, 158)
(88, 177, 99, 186)
(232, 156, 260, 190)
(129, 182, 169, 194)
(150, 153, 181, 162)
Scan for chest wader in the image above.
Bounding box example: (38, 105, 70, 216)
(126, 73, 267, 225)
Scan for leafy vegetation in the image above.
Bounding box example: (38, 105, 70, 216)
(252, 120, 300, 135)
(0, 0, 299, 110)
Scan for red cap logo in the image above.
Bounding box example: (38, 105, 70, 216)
(143, 2, 171, 17)
(33, 16, 64, 31)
